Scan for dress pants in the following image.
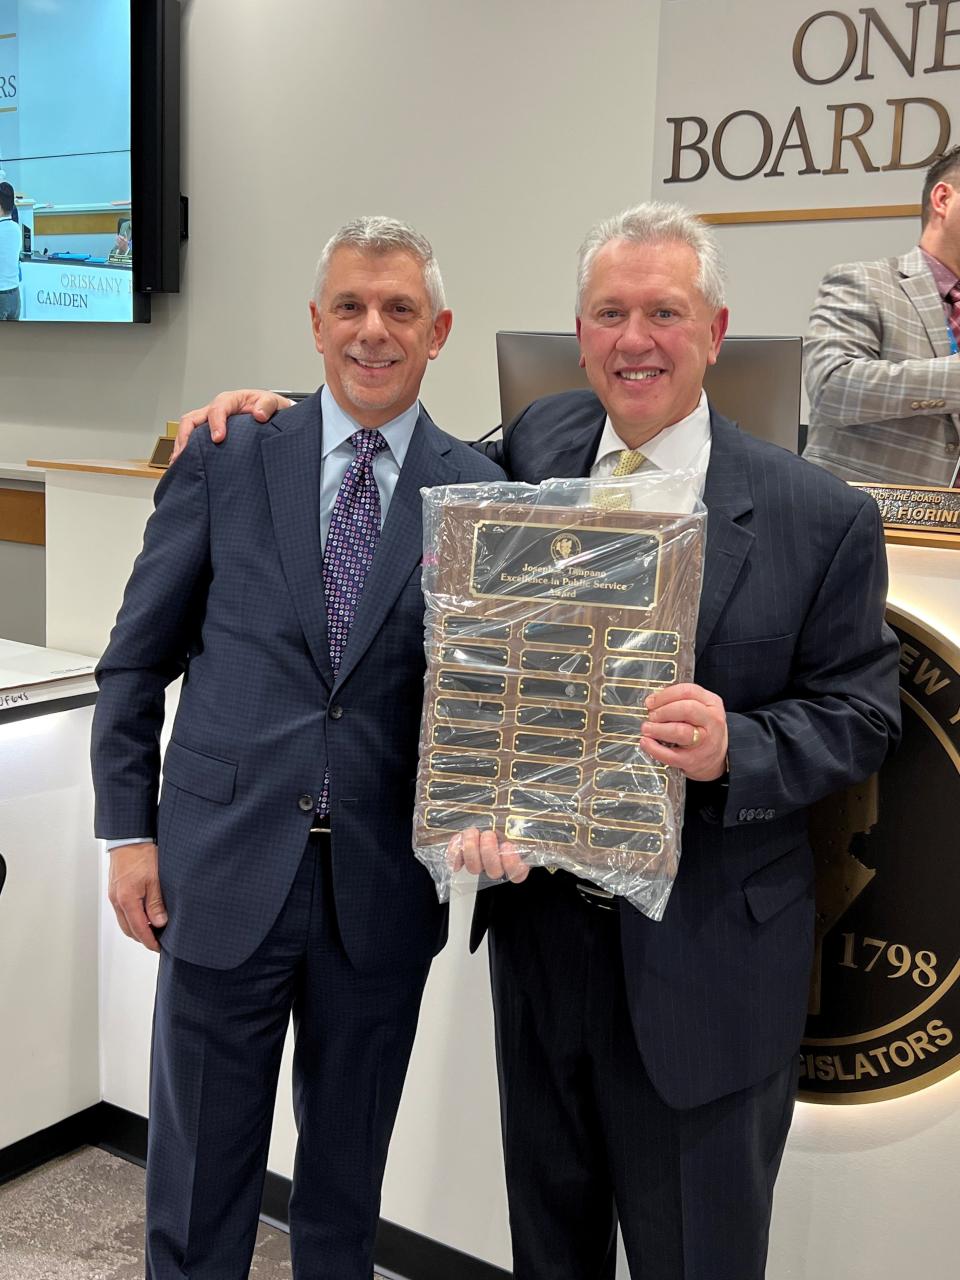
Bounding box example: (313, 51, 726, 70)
(145, 834, 430, 1279)
(488, 870, 797, 1280)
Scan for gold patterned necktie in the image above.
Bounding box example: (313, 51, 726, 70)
(611, 447, 646, 476)
(595, 448, 648, 509)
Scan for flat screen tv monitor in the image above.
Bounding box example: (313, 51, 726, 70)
(495, 333, 803, 453)
(0, 0, 183, 324)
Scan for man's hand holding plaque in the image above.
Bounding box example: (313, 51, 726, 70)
(642, 683, 729, 782)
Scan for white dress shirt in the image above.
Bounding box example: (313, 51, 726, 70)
(590, 390, 712, 512)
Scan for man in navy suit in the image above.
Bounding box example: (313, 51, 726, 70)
(176, 203, 900, 1279)
(458, 205, 900, 1279)
(91, 216, 503, 1279)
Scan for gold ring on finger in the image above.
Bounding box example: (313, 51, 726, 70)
(691, 727, 701, 748)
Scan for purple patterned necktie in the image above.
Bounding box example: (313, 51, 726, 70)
(318, 428, 388, 813)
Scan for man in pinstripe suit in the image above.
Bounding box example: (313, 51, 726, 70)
(91, 218, 503, 1279)
(178, 203, 901, 1279)
(804, 146, 960, 486)
(458, 203, 900, 1280)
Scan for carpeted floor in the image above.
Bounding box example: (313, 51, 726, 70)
(0, 1147, 392, 1279)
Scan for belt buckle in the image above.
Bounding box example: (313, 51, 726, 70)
(575, 881, 617, 911)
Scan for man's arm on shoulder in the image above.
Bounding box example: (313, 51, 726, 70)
(805, 262, 960, 428)
(720, 492, 900, 826)
(469, 401, 536, 471)
(91, 433, 213, 840)
(173, 389, 291, 459)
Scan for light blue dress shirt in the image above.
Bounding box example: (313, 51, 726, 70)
(319, 384, 420, 547)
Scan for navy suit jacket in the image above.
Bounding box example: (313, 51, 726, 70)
(473, 389, 901, 1108)
(92, 391, 504, 973)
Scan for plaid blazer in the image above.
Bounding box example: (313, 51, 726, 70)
(804, 246, 960, 485)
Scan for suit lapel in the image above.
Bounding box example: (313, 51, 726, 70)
(333, 410, 459, 690)
(532, 410, 606, 481)
(899, 248, 953, 357)
(696, 413, 755, 655)
(260, 395, 334, 689)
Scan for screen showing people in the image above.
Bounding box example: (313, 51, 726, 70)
(0, 0, 134, 323)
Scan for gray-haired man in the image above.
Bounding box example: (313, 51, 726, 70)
(93, 216, 503, 1279)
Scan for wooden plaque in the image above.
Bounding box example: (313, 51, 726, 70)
(414, 500, 706, 893)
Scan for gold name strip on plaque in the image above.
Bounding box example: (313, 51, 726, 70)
(522, 622, 595, 648)
(439, 643, 510, 668)
(514, 732, 585, 760)
(427, 781, 497, 807)
(433, 725, 503, 751)
(424, 807, 495, 832)
(437, 670, 507, 696)
(428, 752, 501, 780)
(605, 627, 680, 655)
(435, 696, 505, 724)
(588, 827, 664, 854)
(601, 683, 659, 708)
(520, 648, 592, 675)
(516, 705, 588, 731)
(442, 616, 512, 641)
(519, 677, 590, 703)
(590, 796, 665, 827)
(602, 656, 678, 683)
(598, 712, 649, 736)
(510, 760, 582, 788)
(507, 787, 581, 818)
(505, 814, 578, 845)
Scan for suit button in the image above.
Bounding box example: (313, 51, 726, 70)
(738, 808, 748, 822)
(330, 705, 344, 720)
(298, 794, 314, 812)
(765, 808, 776, 820)
(911, 401, 921, 410)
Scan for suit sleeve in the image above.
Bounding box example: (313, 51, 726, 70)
(804, 262, 960, 428)
(472, 436, 506, 467)
(722, 495, 901, 825)
(91, 436, 212, 840)
(470, 402, 537, 474)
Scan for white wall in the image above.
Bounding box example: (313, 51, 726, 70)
(1, 0, 662, 464)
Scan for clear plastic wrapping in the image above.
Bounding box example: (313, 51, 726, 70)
(413, 471, 706, 920)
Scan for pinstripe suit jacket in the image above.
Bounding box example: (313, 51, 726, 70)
(92, 391, 503, 972)
(804, 246, 960, 484)
(473, 391, 901, 1108)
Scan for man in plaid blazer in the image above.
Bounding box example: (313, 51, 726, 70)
(804, 146, 960, 486)
(91, 218, 503, 1279)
